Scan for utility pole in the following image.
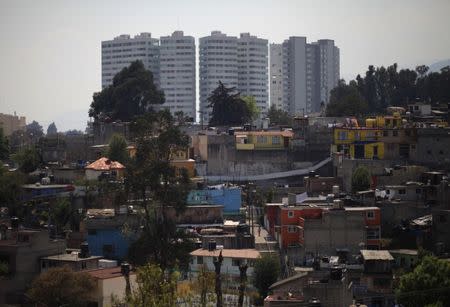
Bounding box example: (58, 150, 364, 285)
(213, 251, 223, 307)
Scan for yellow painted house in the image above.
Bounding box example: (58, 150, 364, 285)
(332, 127, 384, 159)
(235, 130, 294, 150)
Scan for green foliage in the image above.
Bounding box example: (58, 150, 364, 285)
(107, 134, 129, 164)
(89, 60, 164, 121)
(351, 166, 371, 192)
(26, 120, 44, 143)
(253, 254, 280, 300)
(397, 256, 450, 307)
(27, 266, 96, 307)
(0, 167, 25, 215)
(193, 265, 216, 307)
(0, 260, 9, 277)
(126, 110, 193, 269)
(242, 96, 260, 121)
(207, 81, 252, 126)
(0, 128, 9, 160)
(49, 198, 72, 233)
(326, 80, 369, 117)
(267, 105, 292, 126)
(329, 64, 450, 115)
(126, 263, 179, 307)
(46, 122, 58, 135)
(13, 146, 40, 173)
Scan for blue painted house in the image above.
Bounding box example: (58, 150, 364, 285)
(187, 184, 242, 214)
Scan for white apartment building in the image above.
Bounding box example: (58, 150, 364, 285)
(237, 33, 268, 115)
(269, 44, 285, 111)
(101, 33, 160, 88)
(160, 31, 196, 119)
(271, 37, 340, 115)
(199, 31, 239, 124)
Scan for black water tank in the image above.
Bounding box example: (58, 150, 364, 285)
(309, 298, 321, 307)
(121, 262, 131, 276)
(80, 242, 90, 258)
(330, 267, 343, 280)
(11, 217, 19, 230)
(208, 239, 217, 251)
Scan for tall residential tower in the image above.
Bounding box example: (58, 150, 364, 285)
(101, 33, 160, 88)
(160, 31, 196, 119)
(199, 31, 268, 124)
(270, 37, 340, 115)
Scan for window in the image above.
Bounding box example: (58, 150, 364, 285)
(288, 226, 297, 233)
(197, 256, 203, 265)
(398, 189, 406, 195)
(257, 136, 268, 143)
(416, 188, 422, 194)
(386, 189, 390, 195)
(383, 130, 389, 137)
(232, 258, 241, 266)
(393, 130, 398, 137)
(288, 211, 294, 218)
(81, 262, 87, 270)
(272, 136, 281, 145)
(366, 211, 375, 219)
(103, 244, 114, 255)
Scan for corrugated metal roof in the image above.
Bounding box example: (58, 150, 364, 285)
(361, 250, 394, 261)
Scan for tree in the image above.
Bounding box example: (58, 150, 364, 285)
(0, 128, 9, 160)
(49, 198, 72, 234)
(89, 60, 164, 121)
(126, 110, 193, 270)
(253, 254, 280, 301)
(397, 256, 450, 307)
(351, 166, 371, 192)
(107, 134, 129, 164)
(326, 80, 369, 117)
(0, 166, 25, 216)
(124, 263, 178, 307)
(242, 96, 260, 121)
(47, 122, 58, 135)
(27, 266, 96, 307)
(267, 105, 292, 126)
(26, 120, 44, 143)
(13, 146, 40, 173)
(207, 81, 252, 126)
(193, 265, 216, 307)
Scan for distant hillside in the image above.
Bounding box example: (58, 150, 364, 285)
(429, 59, 450, 72)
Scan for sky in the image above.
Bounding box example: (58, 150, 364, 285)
(0, 0, 449, 131)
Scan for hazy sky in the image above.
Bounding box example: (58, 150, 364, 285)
(1, 0, 449, 131)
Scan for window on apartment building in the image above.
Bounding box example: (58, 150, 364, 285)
(197, 256, 203, 265)
(366, 228, 380, 239)
(288, 211, 294, 218)
(288, 226, 297, 233)
(232, 259, 241, 266)
(393, 130, 398, 137)
(272, 136, 281, 145)
(366, 211, 375, 219)
(386, 190, 390, 195)
(383, 130, 389, 137)
(416, 189, 422, 194)
(257, 136, 268, 143)
(399, 189, 406, 195)
(338, 131, 347, 140)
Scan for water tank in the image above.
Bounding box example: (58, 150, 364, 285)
(308, 298, 321, 307)
(121, 262, 131, 276)
(11, 217, 19, 230)
(79, 242, 90, 258)
(208, 239, 217, 251)
(330, 267, 343, 280)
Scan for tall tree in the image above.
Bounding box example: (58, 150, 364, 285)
(397, 256, 450, 307)
(0, 166, 25, 216)
(326, 80, 369, 117)
(267, 105, 292, 126)
(351, 166, 371, 192)
(207, 81, 252, 126)
(13, 146, 40, 173)
(107, 134, 129, 164)
(27, 266, 96, 307)
(126, 110, 193, 269)
(242, 95, 260, 121)
(124, 263, 178, 307)
(89, 60, 164, 121)
(253, 254, 280, 302)
(26, 120, 44, 143)
(0, 128, 9, 160)
(46, 122, 58, 135)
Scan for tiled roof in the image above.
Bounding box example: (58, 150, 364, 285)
(85, 157, 125, 170)
(190, 248, 260, 259)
